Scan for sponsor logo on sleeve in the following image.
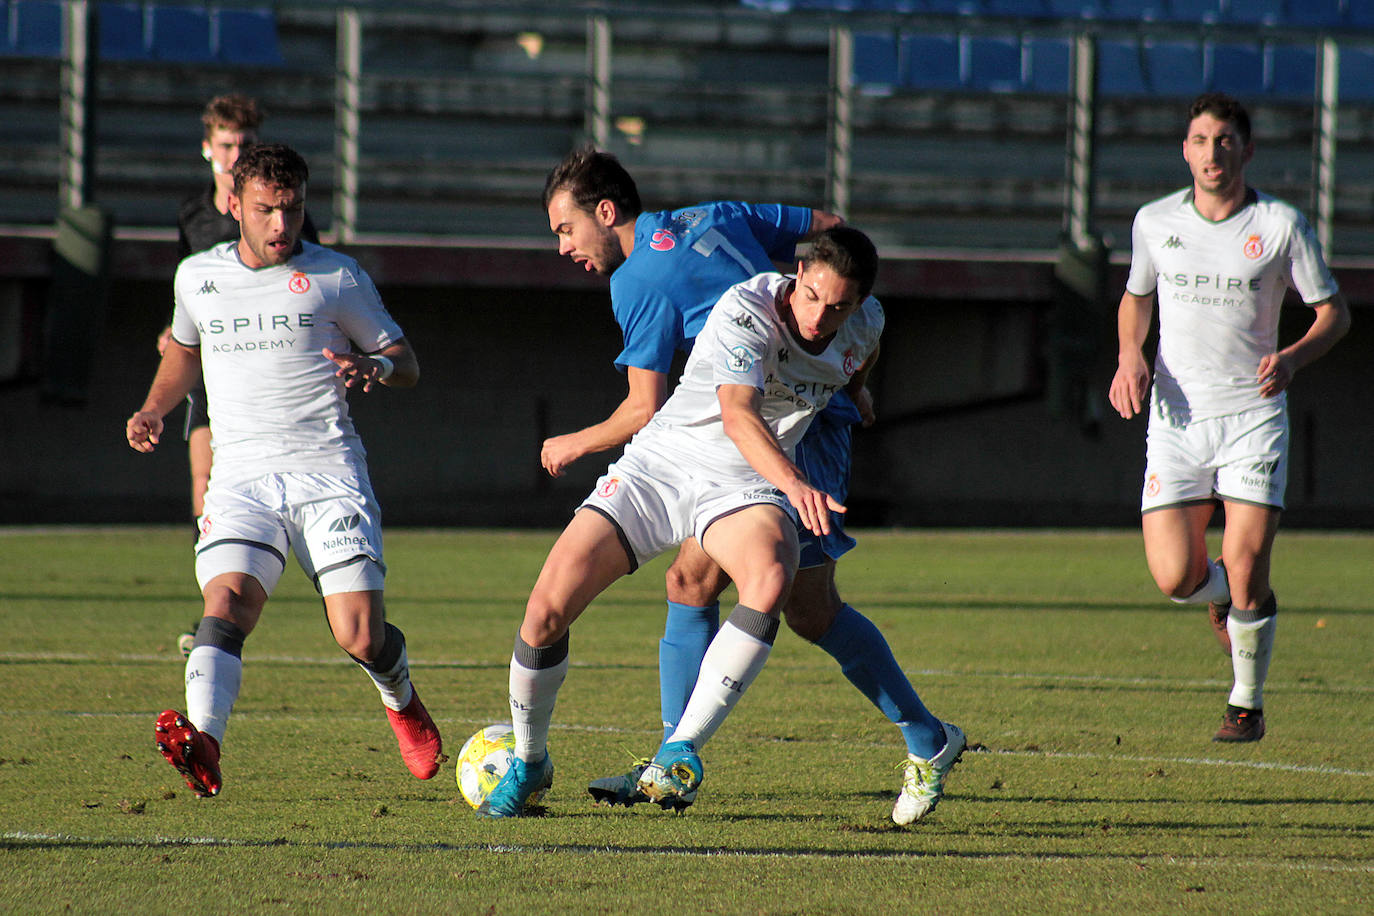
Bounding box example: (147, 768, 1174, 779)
(728, 346, 755, 373)
(650, 229, 677, 251)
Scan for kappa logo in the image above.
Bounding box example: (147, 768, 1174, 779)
(1243, 235, 1264, 259)
(288, 272, 311, 294)
(1162, 236, 1184, 249)
(197, 280, 220, 295)
(730, 312, 756, 331)
(328, 513, 362, 533)
(778, 347, 789, 363)
(650, 229, 676, 251)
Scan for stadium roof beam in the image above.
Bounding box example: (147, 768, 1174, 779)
(334, 7, 361, 244)
(59, 0, 96, 211)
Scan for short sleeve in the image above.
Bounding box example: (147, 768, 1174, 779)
(611, 276, 685, 374)
(1125, 210, 1157, 297)
(333, 264, 403, 351)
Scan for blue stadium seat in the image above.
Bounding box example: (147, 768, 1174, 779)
(1284, 0, 1344, 27)
(967, 34, 1023, 91)
(1208, 42, 1264, 95)
(1349, 0, 1374, 28)
(1099, 0, 1164, 21)
(1269, 42, 1316, 100)
(853, 32, 901, 86)
(1221, 0, 1283, 25)
(981, 0, 1050, 15)
(1098, 39, 1148, 95)
(1162, 0, 1220, 23)
(1339, 44, 1374, 101)
(1145, 39, 1204, 96)
(901, 33, 962, 89)
(10, 0, 62, 57)
(217, 8, 283, 65)
(151, 4, 212, 62)
(1026, 35, 1071, 93)
(98, 2, 148, 61)
(1047, 0, 1098, 17)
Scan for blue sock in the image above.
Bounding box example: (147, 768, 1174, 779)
(659, 602, 720, 743)
(817, 604, 943, 758)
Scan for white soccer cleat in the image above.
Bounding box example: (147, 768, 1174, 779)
(892, 721, 966, 826)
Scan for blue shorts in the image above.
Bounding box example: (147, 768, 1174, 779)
(794, 392, 860, 568)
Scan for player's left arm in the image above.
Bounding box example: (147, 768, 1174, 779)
(844, 342, 880, 427)
(323, 336, 419, 393)
(803, 209, 845, 239)
(126, 340, 202, 453)
(718, 383, 842, 537)
(1258, 293, 1351, 398)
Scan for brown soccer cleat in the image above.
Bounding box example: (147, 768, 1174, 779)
(386, 688, 444, 779)
(1208, 601, 1232, 654)
(154, 709, 222, 797)
(1213, 705, 1265, 743)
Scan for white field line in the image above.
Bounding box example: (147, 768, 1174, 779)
(3, 830, 1374, 871)
(4, 650, 1373, 697)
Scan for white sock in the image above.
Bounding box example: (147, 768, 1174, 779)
(1227, 612, 1276, 710)
(508, 638, 568, 763)
(1170, 558, 1230, 606)
(357, 629, 413, 712)
(185, 645, 241, 745)
(666, 611, 775, 750)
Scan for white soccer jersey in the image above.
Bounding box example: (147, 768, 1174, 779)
(170, 240, 403, 486)
(631, 272, 884, 482)
(1126, 187, 1339, 419)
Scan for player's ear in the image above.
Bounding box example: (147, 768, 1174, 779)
(202, 143, 213, 163)
(595, 198, 618, 227)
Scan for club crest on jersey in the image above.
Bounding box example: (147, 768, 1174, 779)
(842, 348, 858, 375)
(650, 229, 677, 251)
(1145, 474, 1161, 498)
(1243, 235, 1264, 259)
(289, 272, 311, 294)
(596, 477, 619, 498)
(728, 345, 756, 373)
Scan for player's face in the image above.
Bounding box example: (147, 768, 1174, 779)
(1183, 113, 1251, 197)
(547, 188, 625, 275)
(786, 262, 864, 344)
(203, 126, 257, 181)
(229, 179, 306, 269)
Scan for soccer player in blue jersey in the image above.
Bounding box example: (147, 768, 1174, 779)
(538, 147, 962, 824)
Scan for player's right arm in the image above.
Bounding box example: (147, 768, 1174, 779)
(126, 340, 202, 452)
(1108, 290, 1156, 420)
(804, 209, 845, 238)
(540, 366, 668, 478)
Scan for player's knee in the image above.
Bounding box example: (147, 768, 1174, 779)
(665, 564, 725, 606)
(733, 564, 793, 616)
(782, 581, 840, 642)
(523, 592, 573, 646)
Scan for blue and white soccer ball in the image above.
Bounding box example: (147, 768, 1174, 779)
(456, 723, 546, 809)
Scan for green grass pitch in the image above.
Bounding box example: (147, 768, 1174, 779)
(1, 527, 1371, 913)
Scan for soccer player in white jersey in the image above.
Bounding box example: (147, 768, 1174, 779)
(479, 227, 959, 819)
(1109, 93, 1350, 742)
(125, 144, 442, 796)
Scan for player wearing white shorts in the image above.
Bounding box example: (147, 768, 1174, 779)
(126, 144, 442, 797)
(1109, 93, 1350, 743)
(479, 227, 960, 822)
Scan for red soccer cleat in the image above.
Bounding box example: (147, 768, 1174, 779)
(154, 709, 222, 797)
(386, 688, 443, 780)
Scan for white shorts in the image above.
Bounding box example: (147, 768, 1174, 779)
(195, 471, 386, 597)
(581, 448, 791, 570)
(1142, 399, 1288, 512)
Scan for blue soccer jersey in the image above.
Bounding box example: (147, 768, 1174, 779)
(610, 201, 812, 374)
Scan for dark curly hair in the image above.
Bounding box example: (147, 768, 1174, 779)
(806, 227, 879, 299)
(1188, 92, 1251, 146)
(542, 144, 642, 219)
(232, 143, 309, 196)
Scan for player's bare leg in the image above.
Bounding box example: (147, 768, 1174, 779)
(158, 572, 265, 797)
(1144, 502, 1232, 651)
(326, 585, 443, 779)
(484, 510, 634, 817)
(1214, 501, 1281, 742)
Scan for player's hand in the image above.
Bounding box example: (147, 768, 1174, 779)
(786, 483, 846, 537)
(852, 386, 876, 428)
(1108, 353, 1151, 419)
(322, 347, 385, 393)
(540, 434, 583, 478)
(1257, 352, 1295, 398)
(126, 411, 163, 453)
(156, 325, 173, 356)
